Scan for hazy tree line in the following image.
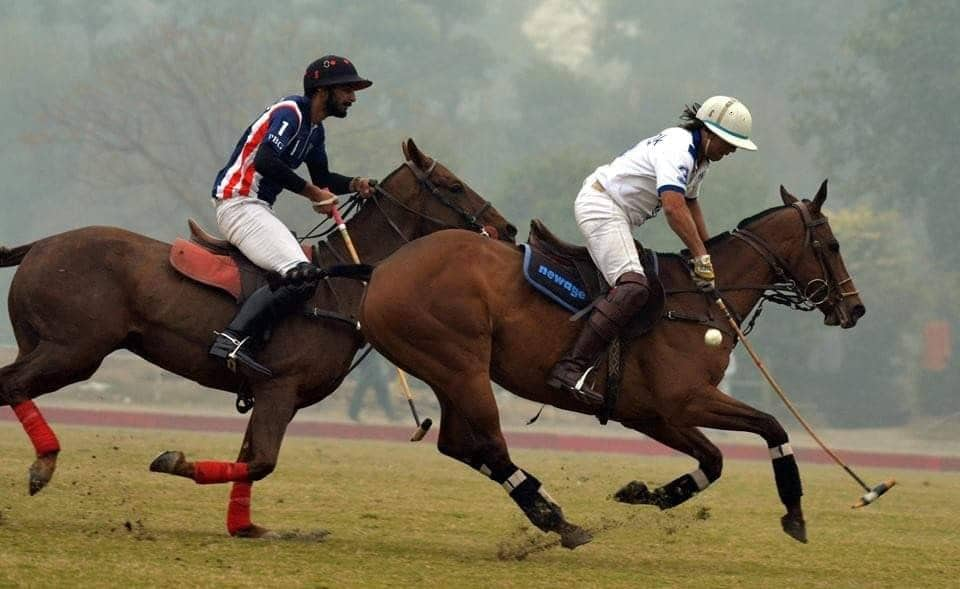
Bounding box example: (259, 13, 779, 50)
(0, 0, 955, 426)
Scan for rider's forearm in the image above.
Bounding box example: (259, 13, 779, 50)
(306, 159, 352, 194)
(686, 199, 710, 243)
(253, 145, 307, 193)
(662, 193, 707, 257)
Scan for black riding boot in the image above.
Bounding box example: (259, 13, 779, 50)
(547, 272, 650, 405)
(209, 278, 314, 378)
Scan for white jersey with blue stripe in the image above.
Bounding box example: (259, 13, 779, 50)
(593, 127, 709, 226)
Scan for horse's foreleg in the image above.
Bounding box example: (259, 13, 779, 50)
(672, 384, 807, 543)
(616, 420, 722, 509)
(149, 385, 297, 537)
(226, 422, 262, 538)
(434, 385, 592, 550)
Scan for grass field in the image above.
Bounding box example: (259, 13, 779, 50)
(0, 423, 957, 588)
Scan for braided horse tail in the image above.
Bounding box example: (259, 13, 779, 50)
(0, 242, 35, 267)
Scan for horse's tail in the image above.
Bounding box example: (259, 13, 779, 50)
(326, 263, 374, 282)
(0, 242, 34, 267)
(264, 263, 374, 290)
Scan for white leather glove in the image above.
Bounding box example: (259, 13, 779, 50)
(691, 254, 716, 292)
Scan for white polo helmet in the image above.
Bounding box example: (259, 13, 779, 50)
(696, 96, 757, 151)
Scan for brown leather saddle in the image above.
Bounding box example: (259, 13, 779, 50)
(525, 219, 666, 341)
(169, 219, 315, 303)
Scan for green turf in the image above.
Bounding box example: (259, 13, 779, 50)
(0, 423, 956, 588)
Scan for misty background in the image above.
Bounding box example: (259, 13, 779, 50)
(0, 0, 956, 433)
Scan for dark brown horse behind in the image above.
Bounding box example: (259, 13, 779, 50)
(0, 138, 516, 537)
(360, 181, 865, 548)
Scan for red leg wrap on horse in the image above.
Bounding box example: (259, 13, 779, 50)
(227, 482, 253, 534)
(13, 401, 60, 456)
(193, 461, 250, 484)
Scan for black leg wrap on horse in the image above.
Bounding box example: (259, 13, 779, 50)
(772, 454, 803, 506)
(654, 470, 709, 510)
(503, 470, 565, 532)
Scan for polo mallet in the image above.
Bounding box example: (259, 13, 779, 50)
(330, 203, 433, 442)
(712, 296, 896, 508)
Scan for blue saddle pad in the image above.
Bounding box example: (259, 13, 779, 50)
(520, 243, 590, 313)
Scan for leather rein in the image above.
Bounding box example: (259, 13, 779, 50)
(299, 158, 493, 247)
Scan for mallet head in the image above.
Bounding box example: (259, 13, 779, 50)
(852, 478, 896, 509)
(410, 417, 433, 442)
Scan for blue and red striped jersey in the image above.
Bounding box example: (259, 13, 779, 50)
(212, 95, 329, 205)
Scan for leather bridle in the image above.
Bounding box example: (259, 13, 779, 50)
(368, 158, 493, 242)
(731, 201, 859, 312)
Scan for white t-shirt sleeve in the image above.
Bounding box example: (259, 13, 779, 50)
(652, 133, 696, 197)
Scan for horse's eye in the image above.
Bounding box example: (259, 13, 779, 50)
(828, 241, 840, 253)
(450, 183, 464, 193)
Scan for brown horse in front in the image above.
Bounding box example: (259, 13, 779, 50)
(360, 181, 864, 548)
(0, 139, 516, 536)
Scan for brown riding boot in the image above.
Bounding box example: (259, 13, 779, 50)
(547, 271, 650, 405)
(546, 322, 610, 404)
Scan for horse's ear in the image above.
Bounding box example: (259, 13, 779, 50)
(811, 179, 828, 212)
(402, 137, 431, 169)
(779, 185, 799, 205)
(403, 138, 424, 162)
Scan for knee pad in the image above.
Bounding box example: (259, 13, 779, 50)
(594, 272, 650, 329)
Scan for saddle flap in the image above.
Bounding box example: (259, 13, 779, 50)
(169, 238, 242, 301)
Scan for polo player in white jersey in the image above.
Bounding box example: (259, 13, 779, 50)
(547, 96, 758, 405)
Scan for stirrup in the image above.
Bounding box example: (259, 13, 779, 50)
(569, 366, 603, 405)
(548, 365, 603, 405)
(214, 330, 249, 373)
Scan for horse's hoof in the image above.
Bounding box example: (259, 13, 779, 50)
(781, 513, 808, 544)
(231, 524, 277, 539)
(149, 451, 186, 475)
(557, 522, 593, 550)
(28, 453, 58, 496)
(614, 481, 654, 505)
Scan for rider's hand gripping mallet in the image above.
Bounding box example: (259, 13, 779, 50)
(331, 205, 433, 442)
(712, 296, 895, 508)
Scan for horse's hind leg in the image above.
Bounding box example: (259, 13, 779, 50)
(672, 384, 806, 543)
(1, 342, 108, 495)
(615, 419, 723, 510)
(433, 386, 592, 550)
(150, 382, 297, 537)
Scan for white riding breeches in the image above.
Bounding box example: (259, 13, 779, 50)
(574, 173, 646, 287)
(214, 197, 308, 274)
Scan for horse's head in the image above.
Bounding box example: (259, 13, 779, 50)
(774, 180, 866, 328)
(370, 138, 517, 243)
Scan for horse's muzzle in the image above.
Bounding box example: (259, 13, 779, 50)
(824, 301, 865, 328)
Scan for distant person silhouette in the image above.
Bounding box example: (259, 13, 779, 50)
(348, 352, 398, 422)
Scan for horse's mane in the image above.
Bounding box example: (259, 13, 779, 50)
(654, 204, 792, 263)
(736, 204, 792, 229)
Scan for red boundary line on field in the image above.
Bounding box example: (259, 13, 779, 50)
(2, 406, 958, 472)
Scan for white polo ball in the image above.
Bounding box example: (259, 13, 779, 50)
(704, 328, 723, 347)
